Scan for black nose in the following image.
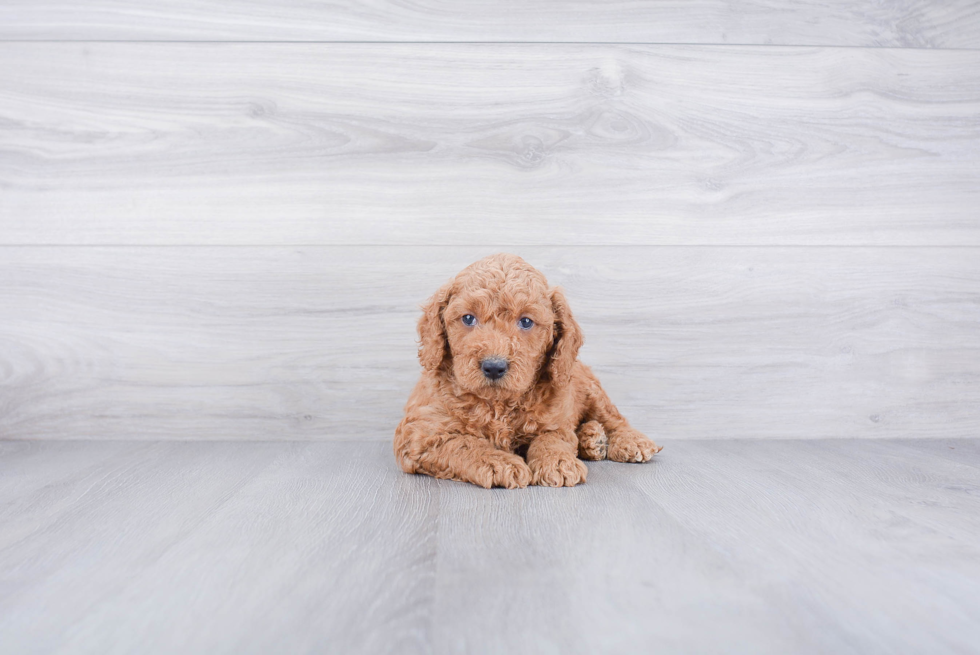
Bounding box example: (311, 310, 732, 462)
(481, 357, 509, 381)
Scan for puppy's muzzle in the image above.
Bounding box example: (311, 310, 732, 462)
(480, 357, 509, 381)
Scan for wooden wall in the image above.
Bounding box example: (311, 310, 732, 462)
(1, 3, 978, 441)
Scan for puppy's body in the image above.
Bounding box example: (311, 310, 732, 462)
(394, 254, 660, 488)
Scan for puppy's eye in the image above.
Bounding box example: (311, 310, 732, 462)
(461, 314, 477, 327)
(518, 317, 534, 330)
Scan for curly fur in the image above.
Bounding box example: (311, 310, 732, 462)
(394, 254, 661, 488)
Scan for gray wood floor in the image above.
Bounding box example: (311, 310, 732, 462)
(1, 438, 978, 654)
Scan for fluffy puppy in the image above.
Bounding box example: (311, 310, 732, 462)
(394, 254, 661, 488)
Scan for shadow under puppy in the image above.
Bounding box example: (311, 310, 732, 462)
(394, 253, 661, 488)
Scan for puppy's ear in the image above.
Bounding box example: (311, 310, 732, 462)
(418, 280, 454, 373)
(547, 286, 583, 387)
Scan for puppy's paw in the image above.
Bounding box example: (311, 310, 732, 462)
(608, 428, 662, 463)
(576, 420, 608, 461)
(468, 450, 532, 489)
(529, 450, 588, 487)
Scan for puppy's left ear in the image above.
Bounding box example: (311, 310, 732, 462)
(547, 286, 583, 388)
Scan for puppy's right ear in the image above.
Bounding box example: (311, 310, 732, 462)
(418, 280, 454, 373)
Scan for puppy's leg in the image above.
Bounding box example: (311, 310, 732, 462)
(606, 424, 661, 463)
(527, 429, 589, 487)
(396, 429, 531, 489)
(576, 420, 608, 461)
(585, 381, 661, 464)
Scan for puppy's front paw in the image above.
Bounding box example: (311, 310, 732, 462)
(529, 450, 588, 487)
(608, 428, 662, 463)
(468, 450, 532, 489)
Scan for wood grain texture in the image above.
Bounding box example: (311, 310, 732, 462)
(0, 1, 978, 47)
(435, 438, 980, 654)
(2, 44, 979, 246)
(2, 439, 979, 653)
(0, 440, 438, 654)
(1, 246, 977, 441)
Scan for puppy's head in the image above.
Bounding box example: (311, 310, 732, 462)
(418, 254, 583, 396)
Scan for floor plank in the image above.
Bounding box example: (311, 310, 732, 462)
(1, 439, 978, 654)
(0, 441, 438, 654)
(1, 246, 978, 441)
(638, 440, 980, 653)
(2, 44, 979, 245)
(0, 1, 978, 47)
(433, 461, 803, 654)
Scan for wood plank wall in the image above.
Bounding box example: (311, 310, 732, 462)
(1, 3, 978, 441)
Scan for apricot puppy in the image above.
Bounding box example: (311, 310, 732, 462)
(394, 254, 661, 488)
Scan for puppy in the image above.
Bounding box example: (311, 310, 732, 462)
(394, 254, 661, 488)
